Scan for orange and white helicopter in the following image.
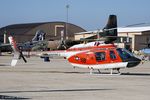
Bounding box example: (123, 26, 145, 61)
(8, 15, 141, 74)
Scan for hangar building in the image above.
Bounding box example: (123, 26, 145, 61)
(0, 22, 86, 43)
(118, 27, 150, 51)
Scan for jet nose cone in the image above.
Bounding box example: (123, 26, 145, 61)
(127, 57, 141, 68)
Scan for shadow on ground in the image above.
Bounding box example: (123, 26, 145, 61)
(0, 88, 113, 94)
(0, 95, 30, 99)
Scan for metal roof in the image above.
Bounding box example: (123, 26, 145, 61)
(75, 26, 150, 35)
(118, 26, 150, 33)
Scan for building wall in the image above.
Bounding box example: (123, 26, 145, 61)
(134, 34, 150, 50)
(118, 31, 150, 51)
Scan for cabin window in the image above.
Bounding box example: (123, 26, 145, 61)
(95, 52, 105, 61)
(110, 50, 116, 60)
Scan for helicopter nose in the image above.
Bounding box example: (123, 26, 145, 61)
(127, 57, 141, 68)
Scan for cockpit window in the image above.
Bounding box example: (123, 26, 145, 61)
(116, 48, 133, 60)
(95, 52, 105, 61)
(110, 50, 117, 60)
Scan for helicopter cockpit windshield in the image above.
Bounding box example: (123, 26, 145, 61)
(116, 48, 134, 60)
(117, 48, 141, 67)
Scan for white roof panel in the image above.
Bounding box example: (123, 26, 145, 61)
(75, 26, 150, 34)
(118, 26, 150, 33)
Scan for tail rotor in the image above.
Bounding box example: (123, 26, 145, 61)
(8, 36, 27, 66)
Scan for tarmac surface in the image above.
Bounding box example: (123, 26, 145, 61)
(0, 56, 150, 100)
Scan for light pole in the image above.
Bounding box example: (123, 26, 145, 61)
(66, 4, 69, 40)
(3, 30, 7, 44)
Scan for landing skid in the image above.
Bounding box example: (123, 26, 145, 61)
(90, 69, 121, 75)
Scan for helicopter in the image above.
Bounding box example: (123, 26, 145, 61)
(38, 15, 141, 74)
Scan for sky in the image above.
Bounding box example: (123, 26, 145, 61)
(0, 0, 150, 31)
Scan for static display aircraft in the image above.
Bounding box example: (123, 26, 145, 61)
(17, 30, 46, 51)
(0, 30, 46, 52)
(140, 48, 150, 55)
(1, 30, 46, 65)
(140, 38, 150, 55)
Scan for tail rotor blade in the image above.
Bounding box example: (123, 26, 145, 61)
(19, 52, 27, 63)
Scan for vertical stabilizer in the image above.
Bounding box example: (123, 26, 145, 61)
(32, 30, 46, 41)
(8, 36, 20, 66)
(8, 36, 18, 52)
(102, 15, 118, 43)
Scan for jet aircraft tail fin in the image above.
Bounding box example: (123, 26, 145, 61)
(32, 30, 46, 41)
(102, 15, 118, 43)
